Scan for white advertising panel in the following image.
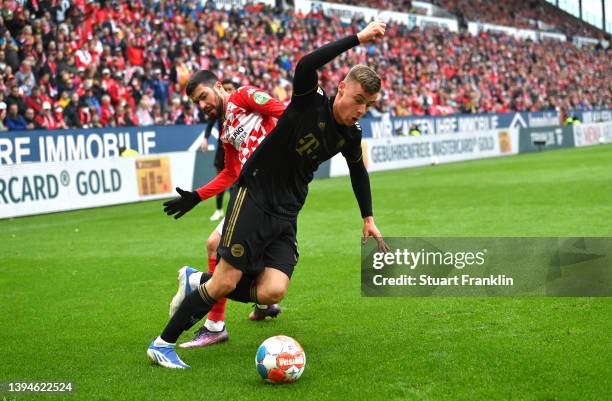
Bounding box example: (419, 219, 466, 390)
(573, 123, 612, 147)
(0, 152, 196, 219)
(330, 129, 518, 177)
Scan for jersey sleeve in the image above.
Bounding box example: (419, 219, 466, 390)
(195, 142, 240, 200)
(291, 35, 360, 108)
(341, 124, 364, 164)
(233, 87, 286, 118)
(347, 157, 373, 218)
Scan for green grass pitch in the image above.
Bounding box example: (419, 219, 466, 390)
(1, 145, 611, 401)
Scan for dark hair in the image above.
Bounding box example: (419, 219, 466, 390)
(186, 70, 219, 97)
(222, 78, 237, 87)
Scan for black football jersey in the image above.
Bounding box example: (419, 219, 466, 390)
(240, 87, 363, 219)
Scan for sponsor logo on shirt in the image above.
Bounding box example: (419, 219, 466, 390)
(253, 92, 270, 105)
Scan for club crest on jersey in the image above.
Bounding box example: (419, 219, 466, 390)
(253, 92, 270, 105)
(231, 244, 245, 258)
(318, 122, 326, 130)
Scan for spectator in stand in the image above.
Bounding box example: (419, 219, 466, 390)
(151, 103, 165, 125)
(56, 91, 71, 110)
(82, 82, 102, 115)
(156, 47, 173, 79)
(15, 59, 36, 94)
(23, 107, 38, 130)
(91, 111, 104, 128)
(150, 68, 171, 113)
(115, 104, 128, 127)
(99, 95, 115, 127)
(26, 86, 44, 114)
(126, 104, 139, 126)
(78, 104, 93, 129)
(35, 101, 58, 130)
(167, 96, 184, 124)
(136, 96, 154, 126)
(0, 101, 7, 131)
(6, 86, 26, 114)
(74, 41, 93, 70)
(176, 102, 198, 125)
(53, 105, 68, 129)
(5, 103, 27, 131)
(63, 92, 81, 128)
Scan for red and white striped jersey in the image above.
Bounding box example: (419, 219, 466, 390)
(222, 86, 286, 165)
(195, 86, 286, 201)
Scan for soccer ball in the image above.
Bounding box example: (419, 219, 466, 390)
(255, 335, 306, 383)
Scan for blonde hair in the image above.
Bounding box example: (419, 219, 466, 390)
(345, 64, 381, 94)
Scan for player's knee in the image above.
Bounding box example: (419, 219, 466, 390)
(258, 285, 287, 304)
(267, 290, 286, 304)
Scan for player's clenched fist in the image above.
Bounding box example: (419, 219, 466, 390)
(357, 21, 386, 43)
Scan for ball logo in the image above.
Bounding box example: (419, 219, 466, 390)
(276, 352, 305, 370)
(231, 244, 245, 258)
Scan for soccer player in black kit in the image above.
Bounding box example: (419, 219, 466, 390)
(148, 21, 389, 368)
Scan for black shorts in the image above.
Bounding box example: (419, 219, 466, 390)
(214, 142, 225, 171)
(217, 186, 298, 278)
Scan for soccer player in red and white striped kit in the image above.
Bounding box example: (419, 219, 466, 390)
(162, 71, 286, 351)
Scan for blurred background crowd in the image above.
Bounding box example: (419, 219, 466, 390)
(0, 0, 609, 131)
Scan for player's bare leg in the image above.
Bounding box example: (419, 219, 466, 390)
(249, 268, 288, 320)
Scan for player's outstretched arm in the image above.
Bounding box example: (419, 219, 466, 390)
(194, 143, 240, 200)
(292, 21, 386, 99)
(163, 143, 240, 219)
(347, 158, 389, 252)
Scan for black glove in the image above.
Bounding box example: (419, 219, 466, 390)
(163, 187, 201, 219)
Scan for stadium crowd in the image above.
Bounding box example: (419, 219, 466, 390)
(323, 0, 605, 38)
(433, 0, 606, 39)
(0, 0, 610, 131)
(321, 0, 418, 13)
